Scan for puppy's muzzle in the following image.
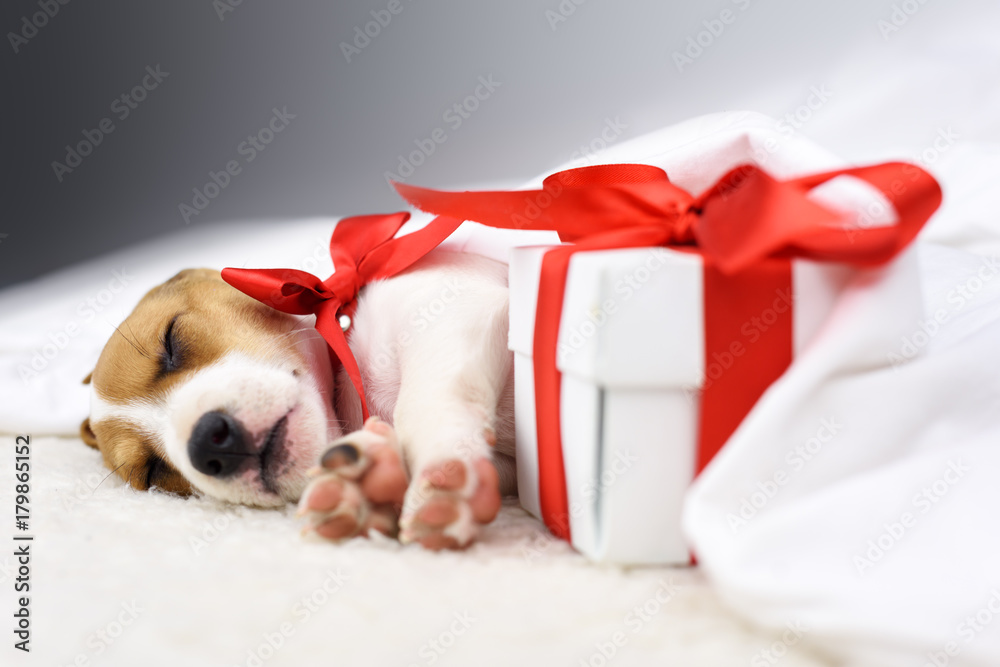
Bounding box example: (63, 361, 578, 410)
(188, 411, 252, 477)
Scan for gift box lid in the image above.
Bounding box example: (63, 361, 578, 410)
(557, 248, 706, 388)
(508, 245, 705, 388)
(510, 245, 858, 389)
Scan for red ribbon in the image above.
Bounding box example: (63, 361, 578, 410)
(222, 213, 463, 420)
(393, 162, 942, 539)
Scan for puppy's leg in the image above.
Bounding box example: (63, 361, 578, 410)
(301, 253, 513, 548)
(391, 283, 510, 549)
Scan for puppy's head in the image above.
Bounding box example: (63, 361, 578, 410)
(80, 268, 340, 506)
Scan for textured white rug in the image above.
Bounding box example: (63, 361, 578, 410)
(2, 435, 832, 667)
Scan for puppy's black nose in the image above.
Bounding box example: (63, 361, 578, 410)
(188, 411, 251, 477)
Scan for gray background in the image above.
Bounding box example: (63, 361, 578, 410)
(2, 0, 994, 287)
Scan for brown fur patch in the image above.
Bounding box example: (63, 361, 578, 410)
(90, 417, 193, 495)
(83, 268, 302, 493)
(80, 418, 98, 449)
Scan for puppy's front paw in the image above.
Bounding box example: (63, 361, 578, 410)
(399, 456, 501, 550)
(298, 418, 408, 541)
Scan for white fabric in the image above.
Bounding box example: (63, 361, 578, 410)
(683, 146, 1000, 667)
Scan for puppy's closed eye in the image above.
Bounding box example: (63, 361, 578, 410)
(142, 454, 191, 495)
(145, 455, 165, 489)
(158, 315, 184, 377)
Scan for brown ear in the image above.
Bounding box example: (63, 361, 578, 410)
(83, 371, 93, 385)
(80, 418, 99, 449)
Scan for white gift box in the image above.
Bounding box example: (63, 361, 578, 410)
(508, 243, 921, 564)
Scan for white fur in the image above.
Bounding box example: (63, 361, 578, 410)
(343, 251, 515, 461)
(344, 251, 515, 543)
(90, 390, 171, 439)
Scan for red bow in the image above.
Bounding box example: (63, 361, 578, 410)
(394, 162, 943, 539)
(395, 162, 941, 271)
(222, 213, 463, 420)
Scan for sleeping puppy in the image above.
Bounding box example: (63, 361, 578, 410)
(79, 250, 516, 549)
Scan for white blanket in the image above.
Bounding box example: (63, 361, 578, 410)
(684, 150, 1000, 666)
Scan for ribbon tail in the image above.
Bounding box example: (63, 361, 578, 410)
(696, 163, 944, 274)
(360, 215, 466, 280)
(697, 258, 794, 471)
(782, 162, 944, 265)
(316, 310, 370, 422)
(329, 213, 412, 266)
(392, 177, 689, 241)
(533, 247, 574, 540)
